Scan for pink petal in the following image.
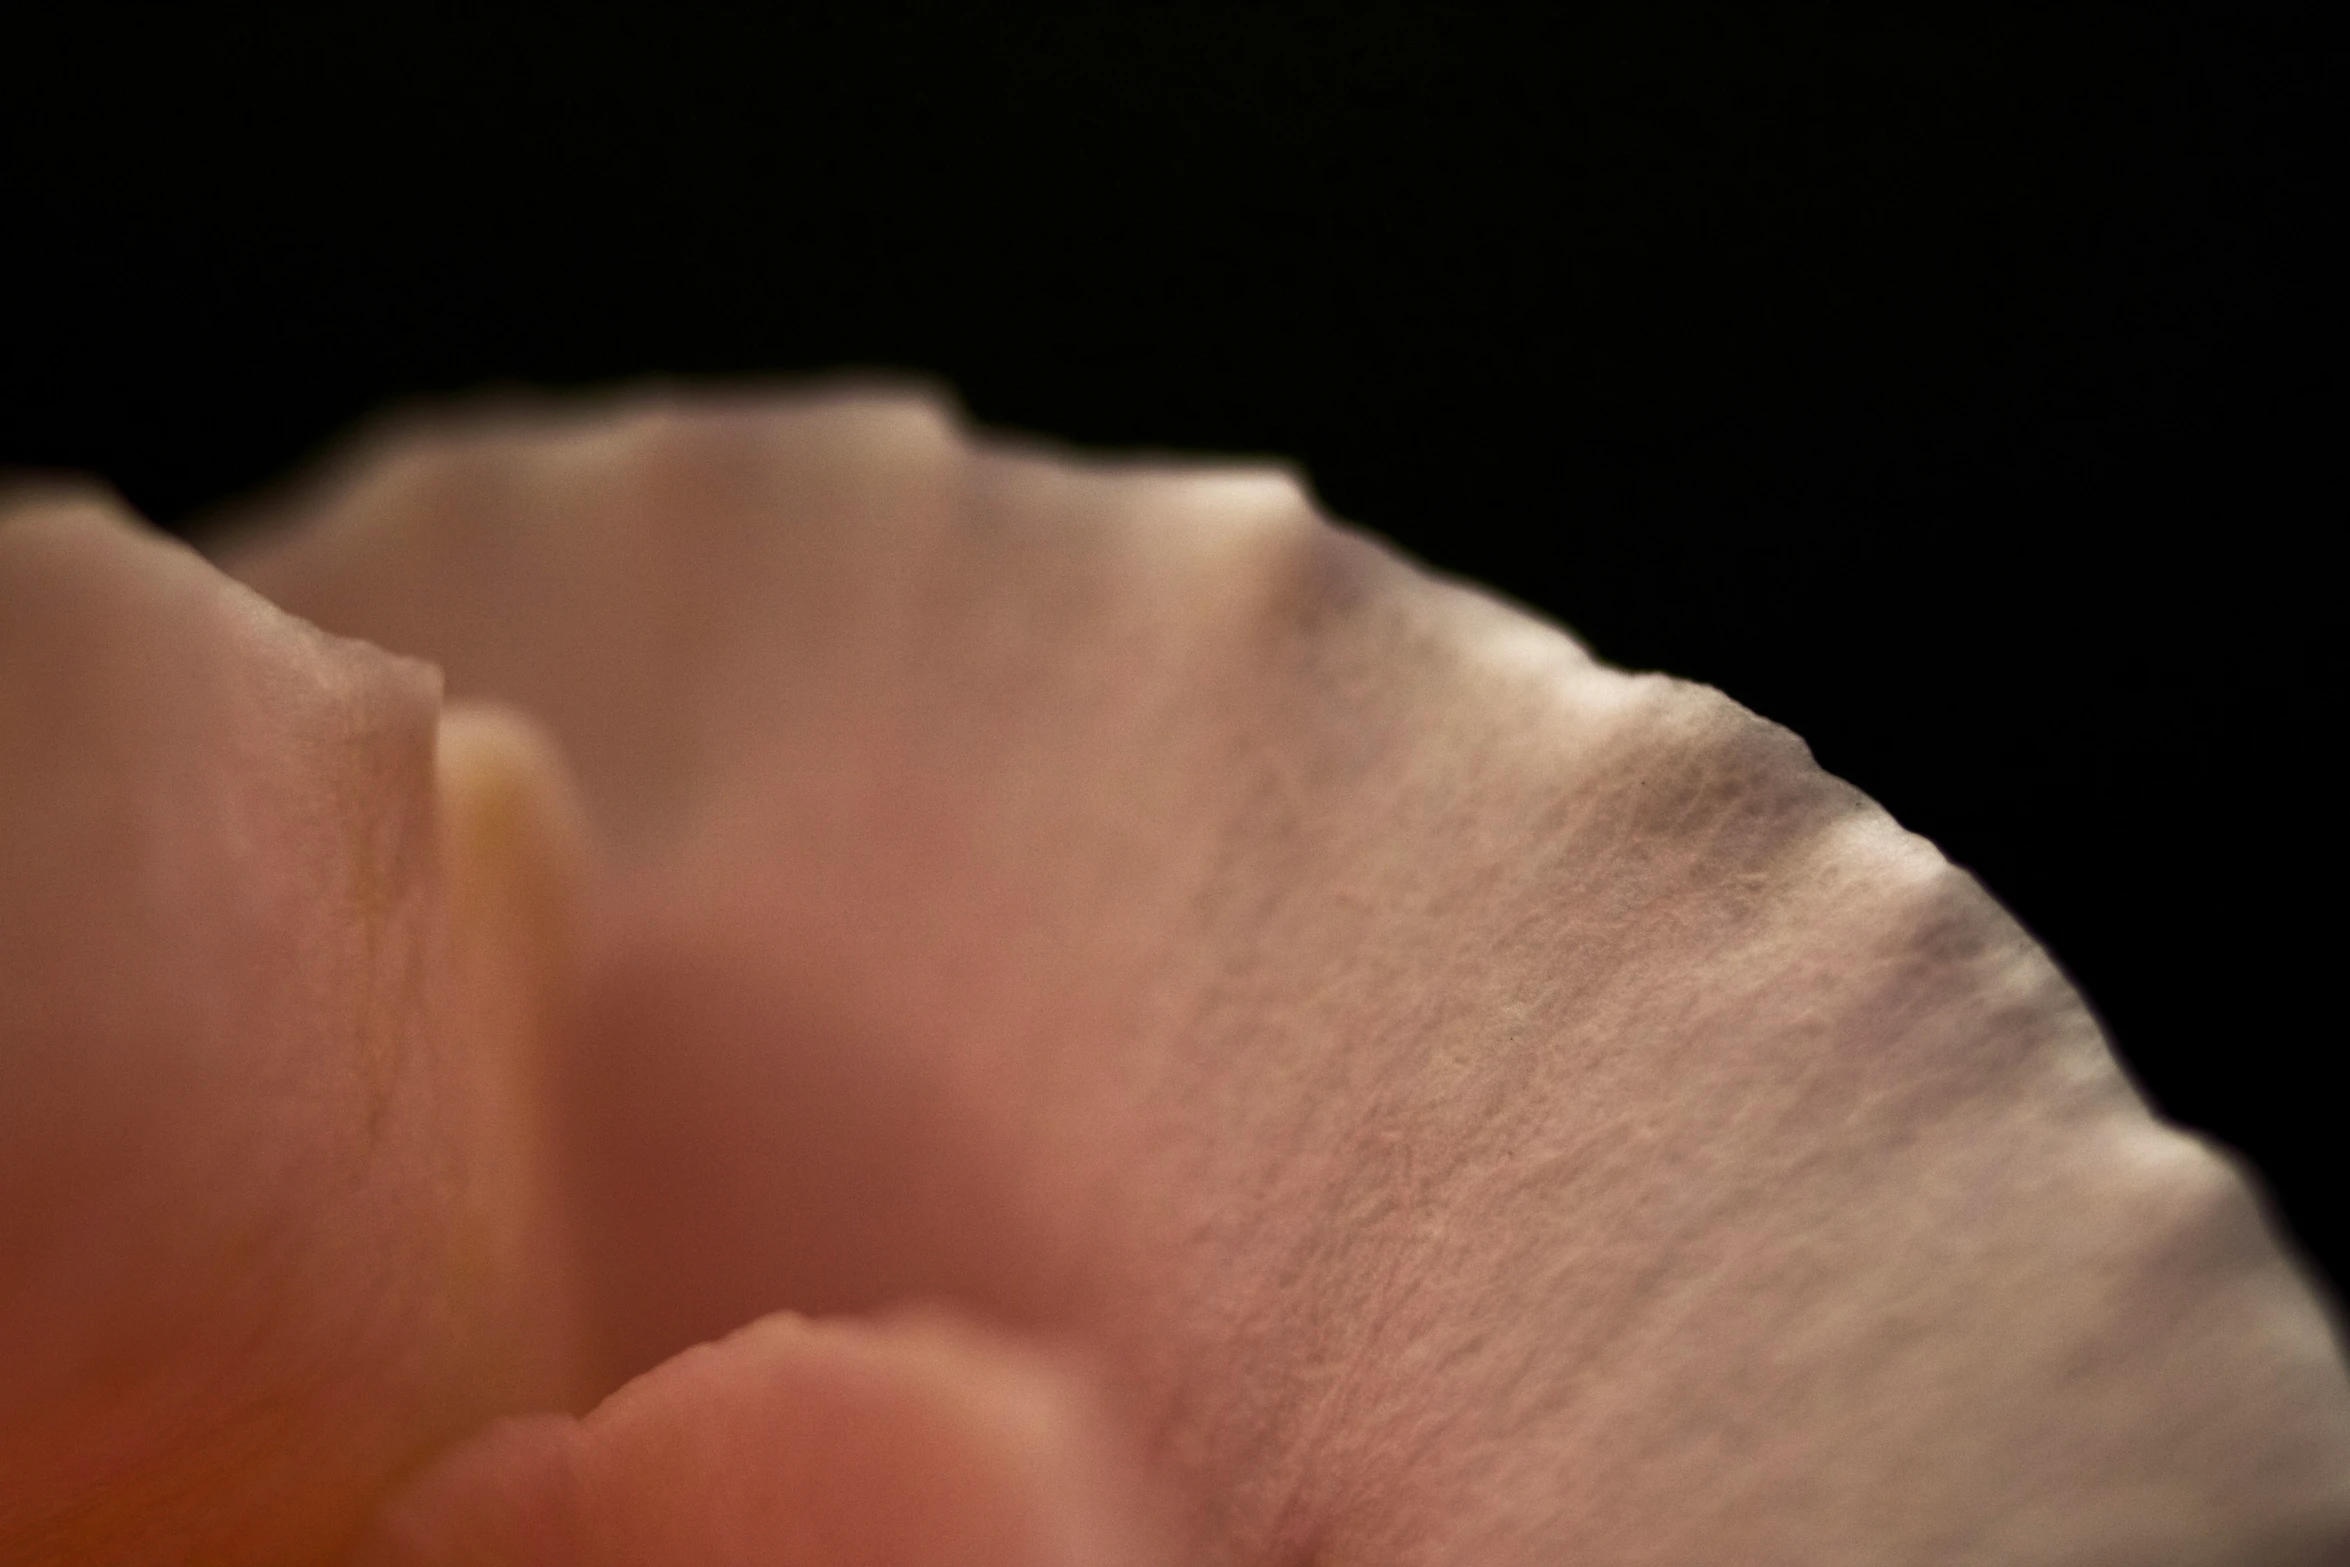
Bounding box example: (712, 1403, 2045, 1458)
(346, 1309, 1168, 1567)
(229, 386, 2350, 1563)
(0, 494, 591, 1561)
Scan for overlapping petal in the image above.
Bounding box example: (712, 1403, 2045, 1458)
(212, 384, 2350, 1564)
(347, 1309, 1168, 1567)
(5, 384, 2343, 1563)
(0, 495, 588, 1562)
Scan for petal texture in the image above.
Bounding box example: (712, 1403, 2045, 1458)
(230, 387, 2350, 1565)
(1, 494, 590, 1563)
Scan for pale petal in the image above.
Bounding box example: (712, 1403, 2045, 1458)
(0, 494, 591, 1562)
(231, 387, 2350, 1564)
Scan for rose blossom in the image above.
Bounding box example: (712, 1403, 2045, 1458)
(3, 383, 2346, 1564)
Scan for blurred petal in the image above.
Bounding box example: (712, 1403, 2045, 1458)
(345, 1309, 1169, 1567)
(0, 494, 591, 1562)
(230, 386, 2350, 1564)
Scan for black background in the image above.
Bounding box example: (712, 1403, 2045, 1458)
(4, 6, 2338, 1295)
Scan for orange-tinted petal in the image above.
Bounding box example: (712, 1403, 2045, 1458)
(231, 388, 2350, 1563)
(0, 493, 591, 1562)
(346, 1309, 1168, 1567)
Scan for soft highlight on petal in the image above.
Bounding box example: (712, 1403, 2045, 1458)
(226, 386, 2350, 1564)
(0, 494, 592, 1562)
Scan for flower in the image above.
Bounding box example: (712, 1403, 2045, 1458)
(3, 383, 2346, 1564)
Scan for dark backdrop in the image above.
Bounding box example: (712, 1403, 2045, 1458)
(4, 6, 2338, 1296)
